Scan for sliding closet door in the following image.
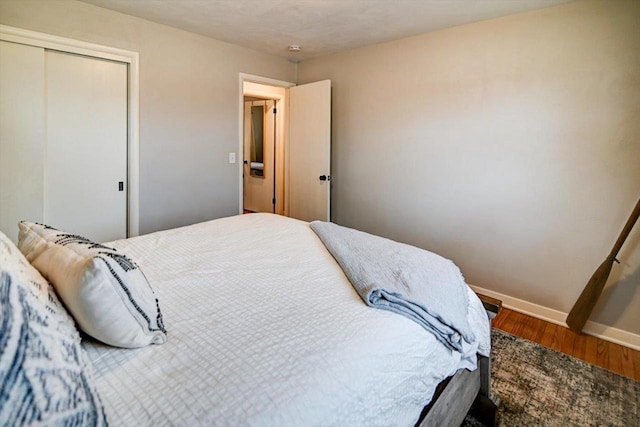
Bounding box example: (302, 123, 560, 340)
(0, 41, 45, 242)
(45, 50, 128, 242)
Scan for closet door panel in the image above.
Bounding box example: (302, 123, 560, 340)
(0, 41, 45, 242)
(45, 50, 127, 242)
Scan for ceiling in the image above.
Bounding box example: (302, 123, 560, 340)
(81, 0, 574, 62)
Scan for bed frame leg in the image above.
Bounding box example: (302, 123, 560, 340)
(469, 394, 497, 427)
(469, 354, 497, 427)
(471, 294, 502, 427)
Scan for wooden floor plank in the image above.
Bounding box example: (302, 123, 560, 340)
(538, 321, 558, 350)
(550, 325, 566, 353)
(515, 314, 533, 341)
(583, 334, 599, 367)
(492, 308, 640, 381)
(595, 339, 610, 372)
(572, 332, 587, 361)
(560, 328, 576, 356)
(531, 316, 548, 344)
(633, 350, 640, 380)
(618, 346, 635, 379)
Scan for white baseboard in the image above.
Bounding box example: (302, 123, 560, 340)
(470, 284, 640, 351)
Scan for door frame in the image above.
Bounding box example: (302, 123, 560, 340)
(0, 25, 140, 237)
(238, 73, 294, 215)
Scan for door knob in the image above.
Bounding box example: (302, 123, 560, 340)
(319, 175, 331, 181)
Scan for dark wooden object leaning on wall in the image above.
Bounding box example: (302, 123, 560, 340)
(566, 197, 640, 333)
(415, 293, 502, 427)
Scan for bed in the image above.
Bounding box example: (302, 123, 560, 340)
(0, 213, 498, 427)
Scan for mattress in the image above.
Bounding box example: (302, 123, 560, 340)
(82, 213, 490, 427)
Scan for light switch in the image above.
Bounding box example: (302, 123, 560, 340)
(228, 152, 236, 164)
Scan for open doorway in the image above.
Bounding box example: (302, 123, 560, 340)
(238, 74, 332, 221)
(243, 96, 276, 213)
(242, 80, 288, 215)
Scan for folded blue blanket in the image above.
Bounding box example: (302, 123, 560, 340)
(310, 221, 474, 352)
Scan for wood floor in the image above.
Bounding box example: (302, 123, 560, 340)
(492, 308, 640, 382)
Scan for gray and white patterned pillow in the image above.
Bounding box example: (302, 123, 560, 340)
(0, 232, 107, 426)
(17, 222, 166, 348)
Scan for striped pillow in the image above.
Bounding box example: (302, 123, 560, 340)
(17, 222, 166, 348)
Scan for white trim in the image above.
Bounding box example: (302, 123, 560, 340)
(238, 73, 295, 215)
(127, 54, 140, 237)
(470, 284, 640, 351)
(0, 25, 140, 237)
(240, 73, 296, 89)
(0, 25, 131, 63)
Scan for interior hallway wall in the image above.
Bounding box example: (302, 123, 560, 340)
(297, 0, 640, 335)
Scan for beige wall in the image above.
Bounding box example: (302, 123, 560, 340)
(298, 0, 640, 335)
(0, 0, 296, 234)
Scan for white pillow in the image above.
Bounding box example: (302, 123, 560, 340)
(17, 222, 167, 348)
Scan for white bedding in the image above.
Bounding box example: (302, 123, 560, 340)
(83, 213, 490, 427)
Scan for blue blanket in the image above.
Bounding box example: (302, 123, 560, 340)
(310, 221, 474, 352)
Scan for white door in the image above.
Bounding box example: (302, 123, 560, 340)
(288, 80, 331, 222)
(45, 51, 128, 242)
(0, 41, 45, 243)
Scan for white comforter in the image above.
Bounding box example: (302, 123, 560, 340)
(83, 213, 490, 427)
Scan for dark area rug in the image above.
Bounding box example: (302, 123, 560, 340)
(463, 329, 640, 426)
